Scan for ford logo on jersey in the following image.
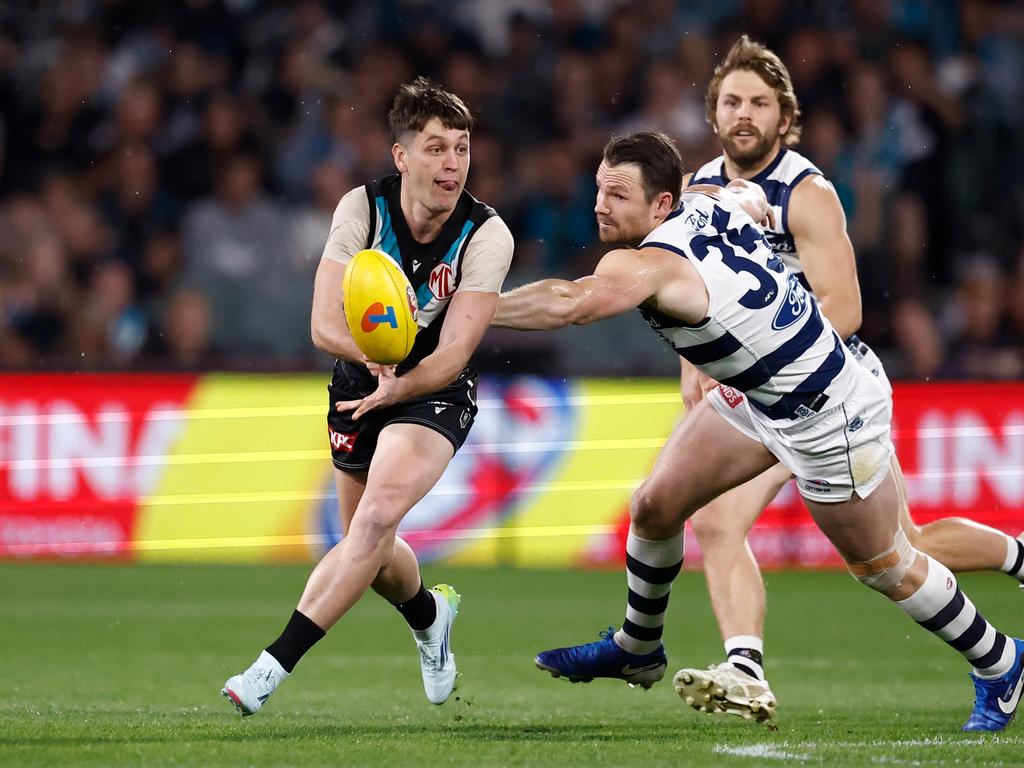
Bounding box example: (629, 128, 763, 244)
(772, 273, 809, 330)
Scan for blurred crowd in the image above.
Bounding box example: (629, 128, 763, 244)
(1, 0, 1023, 378)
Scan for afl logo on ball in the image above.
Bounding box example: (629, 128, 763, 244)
(429, 263, 454, 299)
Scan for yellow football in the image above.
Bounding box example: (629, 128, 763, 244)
(343, 249, 419, 365)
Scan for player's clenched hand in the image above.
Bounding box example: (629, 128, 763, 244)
(335, 366, 409, 420)
(725, 178, 774, 228)
(700, 374, 719, 394)
(681, 365, 719, 413)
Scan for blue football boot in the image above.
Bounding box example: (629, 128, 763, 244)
(963, 637, 1024, 732)
(534, 627, 666, 689)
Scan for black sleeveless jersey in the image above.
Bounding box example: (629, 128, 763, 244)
(338, 174, 496, 390)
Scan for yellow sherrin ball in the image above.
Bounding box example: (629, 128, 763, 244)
(342, 249, 419, 365)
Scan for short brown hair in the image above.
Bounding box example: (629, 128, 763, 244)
(603, 131, 684, 207)
(387, 76, 474, 144)
(705, 35, 802, 147)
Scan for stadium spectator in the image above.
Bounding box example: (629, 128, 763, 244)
(179, 153, 307, 361)
(155, 286, 217, 369)
(941, 257, 1024, 379)
(0, 1, 1020, 376)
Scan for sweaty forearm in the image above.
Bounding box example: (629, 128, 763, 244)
(492, 280, 579, 330)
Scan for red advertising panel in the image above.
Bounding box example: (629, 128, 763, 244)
(0, 374, 197, 558)
(719, 382, 1024, 568)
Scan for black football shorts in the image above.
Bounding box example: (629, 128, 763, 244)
(326, 362, 478, 472)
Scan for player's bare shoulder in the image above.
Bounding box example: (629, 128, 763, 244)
(788, 173, 847, 233)
(594, 244, 689, 296)
(596, 244, 665, 274)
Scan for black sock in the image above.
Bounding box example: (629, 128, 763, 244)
(393, 582, 437, 631)
(265, 610, 326, 673)
(727, 647, 765, 681)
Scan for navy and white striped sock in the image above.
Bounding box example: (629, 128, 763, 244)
(725, 635, 765, 681)
(897, 555, 1015, 678)
(614, 527, 684, 656)
(1001, 536, 1024, 583)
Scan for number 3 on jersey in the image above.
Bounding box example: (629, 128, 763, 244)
(688, 205, 785, 310)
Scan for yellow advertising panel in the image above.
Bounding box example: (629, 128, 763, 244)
(136, 375, 327, 563)
(3, 374, 1024, 571)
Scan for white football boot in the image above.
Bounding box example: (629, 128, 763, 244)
(673, 662, 777, 723)
(222, 650, 290, 716)
(414, 584, 461, 704)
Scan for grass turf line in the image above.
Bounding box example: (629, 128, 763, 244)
(1, 563, 1022, 767)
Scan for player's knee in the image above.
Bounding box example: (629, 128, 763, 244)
(347, 504, 401, 555)
(845, 527, 918, 593)
(630, 484, 681, 538)
(689, 506, 741, 550)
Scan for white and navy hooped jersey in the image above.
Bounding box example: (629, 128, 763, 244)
(640, 192, 857, 423)
(689, 149, 822, 289)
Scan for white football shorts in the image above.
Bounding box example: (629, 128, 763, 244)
(708, 362, 894, 504)
(846, 336, 891, 397)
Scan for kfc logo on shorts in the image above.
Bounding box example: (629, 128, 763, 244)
(328, 427, 356, 452)
(429, 263, 454, 299)
(718, 385, 744, 408)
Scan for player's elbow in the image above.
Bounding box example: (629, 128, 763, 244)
(554, 282, 600, 327)
(820, 296, 862, 340)
(550, 299, 584, 328)
(849, 303, 863, 336)
(529, 284, 583, 329)
(835, 302, 862, 340)
(310, 312, 334, 353)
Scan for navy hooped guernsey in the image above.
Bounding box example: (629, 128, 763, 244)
(689, 148, 822, 290)
(339, 174, 496, 388)
(638, 191, 859, 423)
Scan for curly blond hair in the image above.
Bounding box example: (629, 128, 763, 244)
(705, 35, 802, 147)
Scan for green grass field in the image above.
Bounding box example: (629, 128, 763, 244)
(2, 563, 1023, 767)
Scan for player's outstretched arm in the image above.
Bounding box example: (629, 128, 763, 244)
(493, 248, 670, 330)
(311, 256, 365, 362)
(788, 175, 861, 338)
